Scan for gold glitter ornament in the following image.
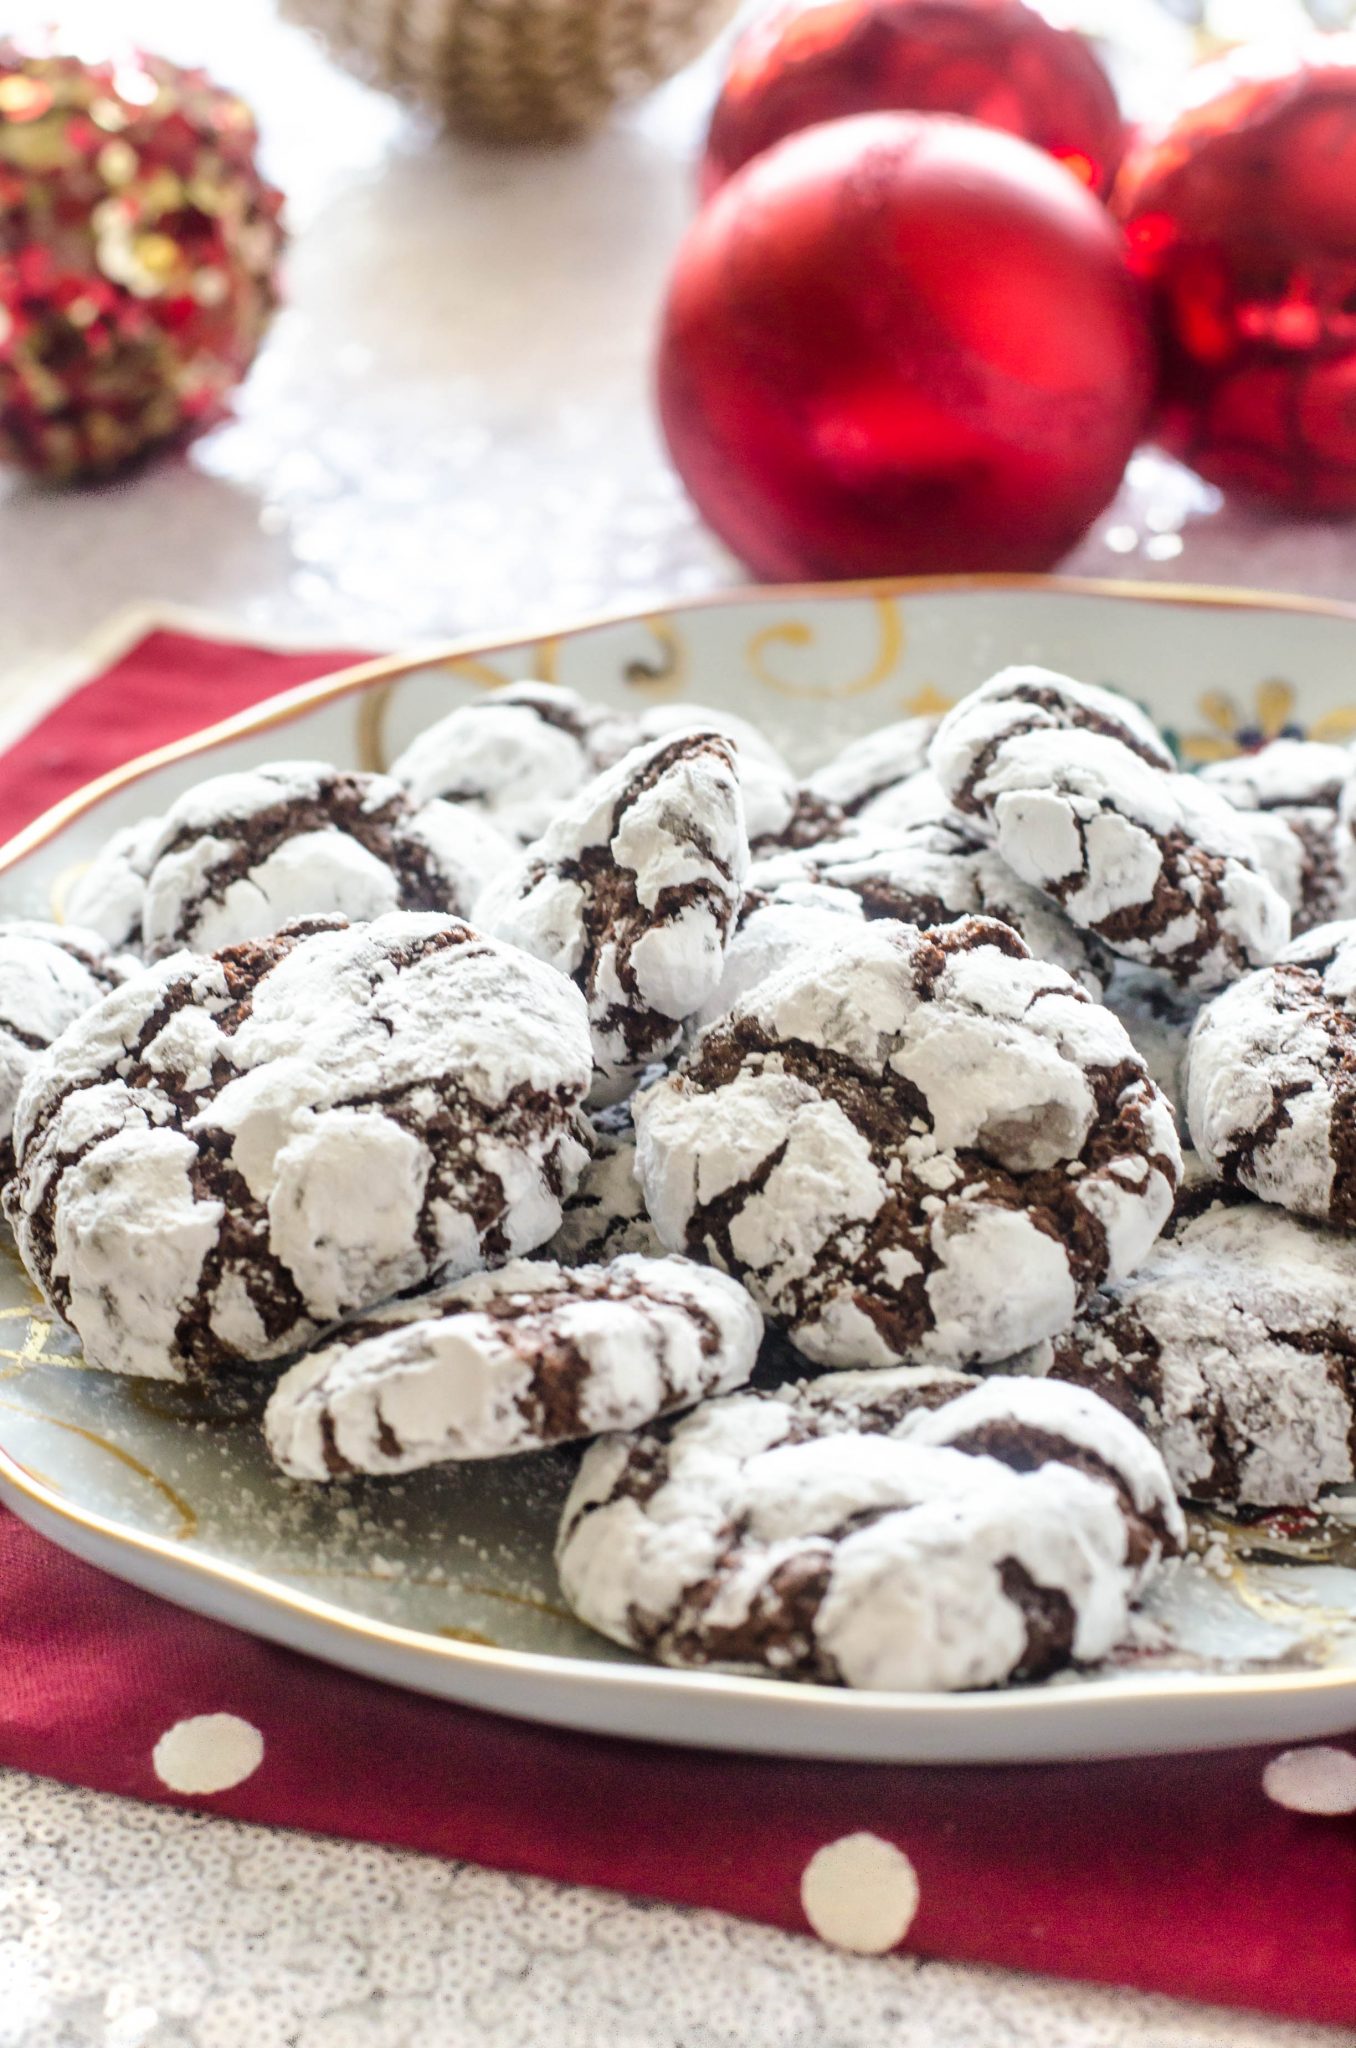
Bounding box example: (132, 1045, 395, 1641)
(0, 38, 284, 484)
(284, 0, 741, 142)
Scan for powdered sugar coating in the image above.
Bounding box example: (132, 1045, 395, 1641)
(805, 716, 939, 819)
(930, 666, 1173, 813)
(475, 729, 748, 1104)
(264, 1252, 763, 1477)
(635, 917, 1181, 1369)
(64, 813, 163, 955)
(4, 914, 593, 1380)
(693, 895, 866, 1034)
(389, 681, 616, 843)
(749, 820, 1111, 995)
(557, 1368, 1182, 1690)
(596, 699, 842, 852)
(1200, 741, 1356, 938)
(1103, 964, 1201, 1133)
(1186, 920, 1356, 1225)
(844, 767, 963, 838)
(595, 699, 789, 777)
(946, 724, 1290, 990)
(1202, 738, 1351, 814)
(1268, 811, 1356, 935)
(135, 760, 510, 959)
(548, 1105, 665, 1264)
(0, 921, 132, 1182)
(1037, 1196, 1356, 1506)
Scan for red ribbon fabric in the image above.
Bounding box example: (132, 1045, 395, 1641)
(1, 627, 1354, 2025)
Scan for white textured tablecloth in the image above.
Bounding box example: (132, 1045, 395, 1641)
(3, 4, 1356, 2042)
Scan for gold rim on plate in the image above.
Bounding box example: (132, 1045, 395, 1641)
(8, 570, 1356, 876)
(6, 570, 1356, 1732)
(5, 1448, 1356, 1722)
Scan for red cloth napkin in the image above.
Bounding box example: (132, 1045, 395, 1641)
(2, 625, 1355, 2026)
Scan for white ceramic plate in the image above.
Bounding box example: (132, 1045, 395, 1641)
(7, 573, 1356, 1766)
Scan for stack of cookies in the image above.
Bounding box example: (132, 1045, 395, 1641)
(5, 666, 1354, 1693)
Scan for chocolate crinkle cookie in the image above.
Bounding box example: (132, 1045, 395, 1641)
(548, 1100, 665, 1265)
(132, 760, 511, 960)
(389, 681, 616, 844)
(1035, 1194, 1356, 1508)
(833, 766, 966, 839)
(3, 913, 593, 1381)
(63, 813, 163, 955)
(1204, 736, 1351, 814)
(556, 1368, 1183, 1691)
(930, 668, 1290, 990)
(1102, 964, 1201, 1135)
(931, 665, 1174, 806)
(748, 817, 1112, 995)
(264, 1252, 763, 1478)
(595, 699, 843, 854)
(0, 921, 133, 1184)
(635, 916, 1181, 1369)
(691, 893, 866, 1035)
(1202, 737, 1356, 937)
(475, 727, 748, 1104)
(1186, 919, 1356, 1227)
(804, 715, 939, 822)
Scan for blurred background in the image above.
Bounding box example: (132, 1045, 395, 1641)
(5, 0, 1356, 678)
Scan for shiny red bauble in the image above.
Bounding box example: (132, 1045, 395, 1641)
(659, 113, 1154, 581)
(1118, 47, 1356, 512)
(702, 0, 1123, 200)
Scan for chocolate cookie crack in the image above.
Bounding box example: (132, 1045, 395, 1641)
(680, 1006, 1166, 1347)
(999, 1560, 1078, 1678)
(754, 787, 846, 853)
(954, 682, 1171, 813)
(1041, 809, 1246, 983)
(941, 1416, 1169, 1563)
(146, 775, 456, 954)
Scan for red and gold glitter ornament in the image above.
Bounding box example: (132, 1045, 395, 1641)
(701, 0, 1124, 200)
(1118, 45, 1356, 513)
(0, 41, 284, 483)
(659, 113, 1154, 581)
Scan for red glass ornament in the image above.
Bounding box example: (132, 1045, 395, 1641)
(659, 113, 1154, 582)
(702, 0, 1124, 200)
(1118, 46, 1356, 513)
(0, 38, 285, 483)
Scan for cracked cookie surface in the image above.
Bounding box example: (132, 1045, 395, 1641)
(3, 913, 593, 1380)
(64, 814, 163, 955)
(548, 1100, 665, 1265)
(265, 1252, 762, 1477)
(1186, 920, 1356, 1226)
(932, 681, 1289, 988)
(0, 921, 132, 1184)
(556, 1367, 1183, 1690)
(931, 666, 1174, 810)
(390, 681, 616, 844)
(1037, 1193, 1356, 1507)
(748, 818, 1111, 995)
(136, 760, 510, 959)
(595, 700, 843, 853)
(805, 715, 939, 824)
(476, 727, 748, 1103)
(1204, 737, 1356, 938)
(635, 917, 1181, 1369)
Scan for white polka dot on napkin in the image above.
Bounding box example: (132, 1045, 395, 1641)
(800, 1831, 920, 1954)
(152, 1713, 265, 1795)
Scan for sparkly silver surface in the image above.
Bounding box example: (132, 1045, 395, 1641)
(0, 1772, 1350, 2048)
(4, 5, 1356, 2042)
